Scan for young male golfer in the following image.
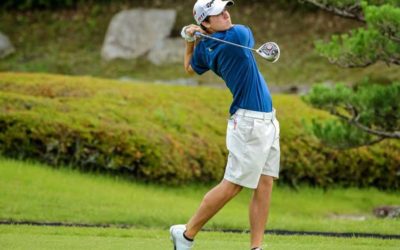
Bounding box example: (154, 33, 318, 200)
(170, 0, 280, 249)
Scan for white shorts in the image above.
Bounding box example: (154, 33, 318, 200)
(223, 108, 280, 189)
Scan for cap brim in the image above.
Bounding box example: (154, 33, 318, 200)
(208, 0, 234, 16)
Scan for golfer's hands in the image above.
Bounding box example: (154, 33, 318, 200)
(181, 24, 203, 42)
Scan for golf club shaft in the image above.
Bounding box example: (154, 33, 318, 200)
(195, 32, 257, 52)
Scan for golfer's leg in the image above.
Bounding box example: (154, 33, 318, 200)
(249, 175, 274, 248)
(185, 179, 242, 239)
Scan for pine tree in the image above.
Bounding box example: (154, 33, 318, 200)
(301, 0, 400, 148)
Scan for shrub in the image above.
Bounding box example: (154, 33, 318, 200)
(0, 72, 399, 189)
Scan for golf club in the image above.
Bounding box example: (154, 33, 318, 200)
(194, 32, 280, 63)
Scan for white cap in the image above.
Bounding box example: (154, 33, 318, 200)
(193, 0, 234, 25)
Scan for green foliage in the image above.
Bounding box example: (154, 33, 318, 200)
(0, 73, 399, 189)
(0, 73, 229, 186)
(309, 119, 372, 148)
(1, 0, 82, 10)
(314, 1, 400, 67)
(304, 83, 400, 147)
(303, 0, 399, 150)
(307, 0, 399, 7)
(0, 0, 115, 10)
(0, 0, 302, 10)
(365, 3, 400, 42)
(1, 1, 399, 86)
(315, 28, 400, 67)
(280, 137, 400, 189)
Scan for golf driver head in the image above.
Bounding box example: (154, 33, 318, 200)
(256, 42, 280, 63)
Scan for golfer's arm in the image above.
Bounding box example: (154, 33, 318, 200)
(184, 41, 195, 75)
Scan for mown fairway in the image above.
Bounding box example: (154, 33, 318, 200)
(1, 157, 399, 250)
(1, 225, 400, 250)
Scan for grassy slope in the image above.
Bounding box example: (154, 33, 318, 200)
(0, 1, 398, 86)
(1, 157, 399, 235)
(1, 225, 399, 250)
(1, 72, 399, 188)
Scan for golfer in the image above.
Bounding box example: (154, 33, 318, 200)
(170, 0, 280, 249)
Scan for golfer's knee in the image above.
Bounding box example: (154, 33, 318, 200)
(258, 175, 274, 189)
(221, 181, 242, 197)
(202, 182, 241, 205)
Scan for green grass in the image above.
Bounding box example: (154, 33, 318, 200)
(0, 2, 398, 86)
(1, 157, 399, 235)
(1, 225, 399, 250)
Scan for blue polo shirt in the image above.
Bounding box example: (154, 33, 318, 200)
(191, 25, 273, 115)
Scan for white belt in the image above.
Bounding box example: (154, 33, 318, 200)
(234, 108, 275, 120)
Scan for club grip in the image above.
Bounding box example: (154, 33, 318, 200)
(194, 31, 203, 38)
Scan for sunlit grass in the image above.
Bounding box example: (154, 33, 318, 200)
(1, 157, 399, 235)
(1, 225, 399, 250)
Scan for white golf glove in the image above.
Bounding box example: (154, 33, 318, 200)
(181, 25, 196, 42)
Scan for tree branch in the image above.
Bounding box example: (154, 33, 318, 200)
(330, 108, 400, 139)
(330, 54, 400, 67)
(391, 36, 400, 43)
(334, 60, 374, 68)
(332, 136, 386, 150)
(300, 0, 365, 21)
(388, 57, 400, 65)
(379, 27, 400, 43)
(347, 104, 360, 122)
(362, 137, 386, 146)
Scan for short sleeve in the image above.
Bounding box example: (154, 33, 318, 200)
(190, 43, 209, 75)
(233, 25, 255, 48)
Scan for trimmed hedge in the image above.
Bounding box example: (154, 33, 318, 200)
(0, 73, 399, 189)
